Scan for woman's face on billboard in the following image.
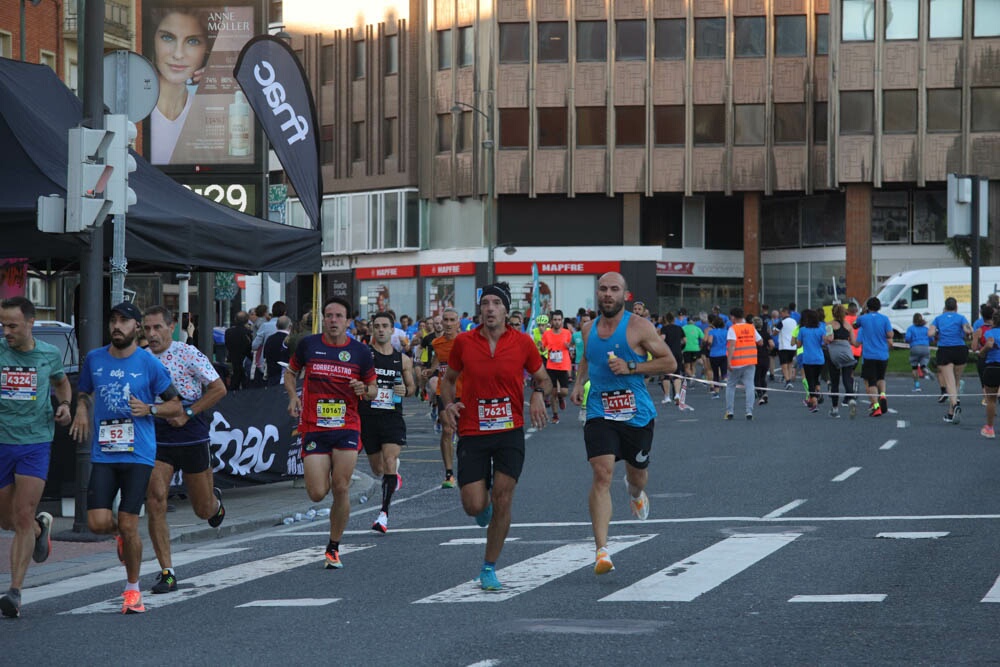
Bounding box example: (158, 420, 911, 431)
(154, 12, 207, 85)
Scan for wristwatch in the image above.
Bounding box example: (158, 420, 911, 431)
(149, 405, 158, 416)
(185, 407, 195, 418)
(627, 361, 637, 373)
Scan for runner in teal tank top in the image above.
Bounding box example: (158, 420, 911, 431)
(584, 311, 657, 426)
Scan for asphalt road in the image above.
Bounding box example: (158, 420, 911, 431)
(5, 374, 1000, 665)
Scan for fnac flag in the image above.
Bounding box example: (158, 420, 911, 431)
(234, 36, 322, 229)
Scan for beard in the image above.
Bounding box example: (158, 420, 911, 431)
(599, 300, 624, 319)
(110, 331, 136, 349)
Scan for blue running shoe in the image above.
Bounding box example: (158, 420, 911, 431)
(479, 565, 502, 591)
(475, 502, 493, 528)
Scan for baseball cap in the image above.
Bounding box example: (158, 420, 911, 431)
(110, 301, 142, 322)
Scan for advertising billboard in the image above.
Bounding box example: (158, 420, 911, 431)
(142, 0, 263, 171)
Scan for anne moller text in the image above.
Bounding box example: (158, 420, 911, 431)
(209, 12, 250, 33)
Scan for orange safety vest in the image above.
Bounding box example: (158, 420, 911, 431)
(729, 322, 758, 368)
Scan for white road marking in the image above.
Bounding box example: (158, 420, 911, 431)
(600, 532, 801, 602)
(880, 439, 898, 450)
(413, 534, 656, 603)
(24, 547, 247, 606)
(831, 467, 861, 482)
(62, 544, 373, 615)
(896, 420, 908, 428)
(789, 594, 886, 603)
(876, 532, 949, 539)
(762, 499, 807, 518)
(982, 576, 1000, 602)
(466, 661, 501, 667)
(236, 598, 340, 607)
(442, 537, 521, 546)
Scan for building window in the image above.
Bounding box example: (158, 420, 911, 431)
(814, 102, 828, 143)
(775, 16, 806, 56)
(616, 20, 647, 61)
(321, 45, 333, 83)
(456, 111, 473, 152)
(734, 104, 765, 145)
(577, 21, 607, 61)
(695, 18, 726, 59)
(734, 17, 765, 57)
(839, 91, 874, 133)
(816, 14, 830, 54)
(437, 30, 452, 69)
(616, 106, 645, 146)
(654, 19, 685, 60)
(930, 0, 963, 38)
(458, 26, 474, 67)
(975, 0, 1000, 36)
(538, 22, 568, 63)
(576, 107, 607, 146)
(351, 122, 364, 161)
(353, 40, 366, 80)
(927, 89, 961, 131)
(437, 113, 453, 153)
(0, 31, 11, 59)
(538, 108, 568, 147)
(883, 90, 917, 132)
(321, 124, 334, 164)
(654, 106, 685, 145)
(972, 88, 1000, 131)
(842, 0, 875, 41)
(499, 23, 530, 63)
(693, 105, 725, 144)
(40, 50, 56, 71)
(499, 108, 529, 148)
(872, 191, 909, 244)
(885, 0, 918, 39)
(774, 103, 807, 143)
(383, 118, 397, 158)
(385, 34, 399, 75)
(913, 190, 948, 243)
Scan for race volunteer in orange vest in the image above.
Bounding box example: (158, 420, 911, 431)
(725, 307, 763, 420)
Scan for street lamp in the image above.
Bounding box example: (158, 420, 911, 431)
(451, 100, 496, 283)
(19, 0, 43, 61)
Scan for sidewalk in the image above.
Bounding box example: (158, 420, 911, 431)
(0, 472, 378, 590)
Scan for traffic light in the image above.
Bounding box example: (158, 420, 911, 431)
(104, 113, 137, 216)
(66, 126, 113, 232)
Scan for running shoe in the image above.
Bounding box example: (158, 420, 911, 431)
(829, 407, 840, 418)
(558, 396, 567, 410)
(913, 381, 921, 392)
(115, 534, 125, 563)
(475, 502, 493, 528)
(151, 569, 177, 594)
(629, 491, 650, 520)
(372, 511, 388, 534)
(121, 589, 146, 614)
(952, 405, 962, 424)
(551, 412, 560, 424)
(479, 564, 502, 591)
(785, 382, 793, 390)
(661, 396, 670, 404)
(745, 414, 753, 421)
(711, 392, 720, 400)
(758, 396, 768, 405)
(943, 412, 955, 424)
(724, 413, 734, 420)
(208, 487, 226, 528)
(33, 511, 52, 563)
(870, 405, 883, 417)
(937, 392, 948, 404)
(594, 548, 615, 575)
(324, 547, 343, 569)
(0, 589, 20, 618)
(441, 474, 456, 489)
(848, 398, 857, 419)
(981, 425, 996, 439)
(674, 396, 680, 405)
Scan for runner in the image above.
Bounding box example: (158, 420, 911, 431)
(69, 302, 182, 614)
(284, 296, 377, 569)
(423, 309, 462, 488)
(977, 310, 1000, 438)
(928, 297, 972, 424)
(541, 310, 573, 423)
(659, 312, 685, 405)
(905, 314, 930, 392)
(0, 297, 72, 618)
(705, 316, 728, 399)
(142, 305, 228, 595)
(360, 312, 416, 534)
(852, 297, 895, 417)
(570, 272, 675, 575)
(775, 307, 798, 389)
(439, 282, 551, 591)
(826, 305, 858, 418)
(680, 316, 705, 381)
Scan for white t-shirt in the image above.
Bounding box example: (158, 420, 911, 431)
(778, 317, 798, 350)
(150, 93, 194, 165)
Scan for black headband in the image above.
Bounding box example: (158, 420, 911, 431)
(481, 283, 511, 312)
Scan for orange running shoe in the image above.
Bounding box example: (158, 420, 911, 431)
(324, 548, 343, 569)
(121, 589, 146, 614)
(594, 548, 615, 575)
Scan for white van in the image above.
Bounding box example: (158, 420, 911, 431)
(874, 267, 1000, 334)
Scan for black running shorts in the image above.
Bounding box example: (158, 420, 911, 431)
(156, 442, 211, 474)
(981, 364, 1000, 388)
(861, 359, 888, 384)
(584, 418, 654, 470)
(456, 429, 525, 487)
(936, 345, 969, 367)
(87, 462, 153, 514)
(361, 412, 407, 454)
(546, 368, 570, 388)
(300, 430, 361, 457)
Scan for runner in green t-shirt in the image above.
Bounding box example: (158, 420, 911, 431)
(680, 322, 705, 379)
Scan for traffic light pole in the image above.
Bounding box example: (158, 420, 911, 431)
(110, 51, 129, 305)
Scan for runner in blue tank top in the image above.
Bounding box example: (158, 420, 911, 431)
(571, 272, 676, 577)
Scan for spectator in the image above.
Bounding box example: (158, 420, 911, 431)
(225, 311, 252, 390)
(251, 301, 286, 384)
(263, 316, 292, 386)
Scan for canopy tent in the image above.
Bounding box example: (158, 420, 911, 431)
(0, 58, 320, 273)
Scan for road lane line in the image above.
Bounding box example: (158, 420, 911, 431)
(442, 537, 521, 545)
(876, 532, 949, 539)
(789, 594, 885, 603)
(600, 533, 801, 602)
(413, 534, 656, 603)
(236, 598, 340, 607)
(880, 439, 898, 450)
(982, 576, 1000, 602)
(831, 467, 861, 482)
(762, 499, 807, 518)
(62, 544, 374, 615)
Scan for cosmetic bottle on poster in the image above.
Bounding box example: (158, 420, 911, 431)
(229, 91, 250, 156)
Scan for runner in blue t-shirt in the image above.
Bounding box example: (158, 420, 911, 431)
(904, 314, 931, 391)
(928, 297, 972, 423)
(852, 297, 894, 417)
(70, 303, 181, 614)
(705, 317, 729, 398)
(978, 311, 1000, 438)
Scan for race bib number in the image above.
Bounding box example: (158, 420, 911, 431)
(316, 399, 346, 428)
(99, 419, 135, 453)
(478, 397, 515, 431)
(1, 366, 38, 401)
(549, 350, 563, 364)
(372, 387, 395, 410)
(437, 362, 448, 379)
(601, 390, 637, 422)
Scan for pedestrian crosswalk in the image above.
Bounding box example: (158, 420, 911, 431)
(29, 529, 1000, 614)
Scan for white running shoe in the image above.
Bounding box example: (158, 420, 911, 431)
(371, 511, 388, 534)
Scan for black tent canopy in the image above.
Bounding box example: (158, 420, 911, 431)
(0, 58, 320, 273)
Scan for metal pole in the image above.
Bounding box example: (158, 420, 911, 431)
(971, 176, 981, 325)
(19, 0, 26, 61)
(485, 106, 495, 284)
(110, 51, 129, 305)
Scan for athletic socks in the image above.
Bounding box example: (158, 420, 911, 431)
(381, 474, 397, 513)
(125, 580, 140, 592)
(327, 540, 339, 553)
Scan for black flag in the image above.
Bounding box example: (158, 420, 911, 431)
(234, 36, 322, 229)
